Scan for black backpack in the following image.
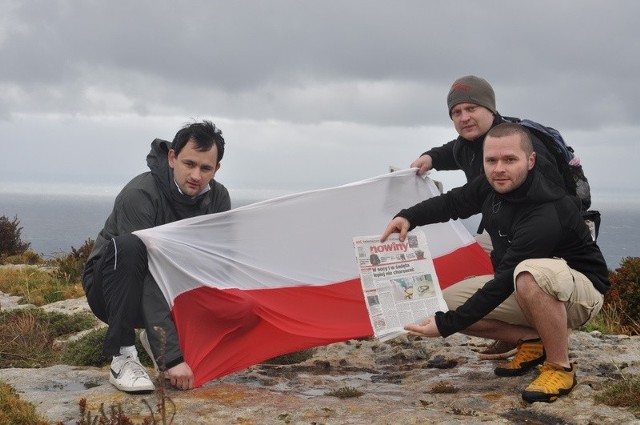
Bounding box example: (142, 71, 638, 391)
(504, 116, 600, 240)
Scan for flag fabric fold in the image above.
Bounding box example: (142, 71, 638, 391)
(134, 169, 492, 386)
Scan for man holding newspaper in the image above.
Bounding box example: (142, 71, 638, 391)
(380, 122, 609, 404)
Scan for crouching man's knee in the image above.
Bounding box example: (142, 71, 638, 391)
(514, 258, 571, 300)
(513, 269, 538, 295)
(513, 258, 603, 328)
(110, 234, 148, 273)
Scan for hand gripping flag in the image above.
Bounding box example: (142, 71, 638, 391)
(134, 169, 492, 386)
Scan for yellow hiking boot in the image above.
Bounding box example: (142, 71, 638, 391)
(494, 338, 545, 377)
(522, 361, 577, 403)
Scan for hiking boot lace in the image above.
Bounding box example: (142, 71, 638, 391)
(530, 363, 572, 389)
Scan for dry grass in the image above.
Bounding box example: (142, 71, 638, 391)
(581, 300, 640, 336)
(0, 308, 96, 368)
(325, 386, 364, 398)
(0, 381, 49, 425)
(596, 375, 640, 418)
(0, 266, 84, 306)
(0, 310, 55, 368)
(429, 381, 459, 394)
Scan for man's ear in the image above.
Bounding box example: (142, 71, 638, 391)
(528, 152, 536, 170)
(168, 149, 176, 169)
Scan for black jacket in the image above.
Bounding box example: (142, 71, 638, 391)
(396, 165, 609, 338)
(423, 114, 565, 190)
(85, 139, 230, 367)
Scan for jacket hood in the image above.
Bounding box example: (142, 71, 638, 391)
(145, 138, 212, 211)
(147, 138, 173, 194)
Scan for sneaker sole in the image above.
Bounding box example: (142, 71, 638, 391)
(522, 382, 575, 403)
(109, 375, 155, 393)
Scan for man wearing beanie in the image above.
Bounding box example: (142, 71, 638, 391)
(448, 75, 497, 116)
(412, 75, 498, 180)
(410, 76, 566, 360)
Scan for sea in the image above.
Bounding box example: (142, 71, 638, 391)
(1, 190, 638, 270)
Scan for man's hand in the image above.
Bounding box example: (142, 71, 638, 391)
(168, 362, 195, 390)
(410, 154, 433, 176)
(404, 317, 441, 338)
(380, 217, 410, 242)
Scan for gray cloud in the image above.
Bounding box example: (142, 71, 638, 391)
(1, 0, 639, 196)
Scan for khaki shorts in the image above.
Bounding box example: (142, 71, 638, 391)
(443, 258, 603, 329)
(474, 231, 493, 256)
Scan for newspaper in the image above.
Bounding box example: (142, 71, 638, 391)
(353, 230, 448, 341)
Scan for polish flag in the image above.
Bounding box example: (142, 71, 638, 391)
(134, 169, 492, 386)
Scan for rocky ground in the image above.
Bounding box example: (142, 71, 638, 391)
(1, 292, 639, 425)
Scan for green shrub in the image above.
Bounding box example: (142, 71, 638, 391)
(22, 250, 43, 265)
(54, 239, 94, 284)
(605, 257, 640, 334)
(40, 310, 96, 336)
(60, 327, 111, 367)
(60, 327, 152, 367)
(0, 214, 30, 260)
(0, 309, 97, 368)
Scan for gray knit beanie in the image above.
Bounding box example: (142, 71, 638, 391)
(447, 75, 496, 117)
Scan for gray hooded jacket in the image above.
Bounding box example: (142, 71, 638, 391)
(86, 138, 230, 368)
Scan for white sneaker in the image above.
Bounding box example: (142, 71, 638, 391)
(109, 353, 155, 393)
(140, 329, 169, 380)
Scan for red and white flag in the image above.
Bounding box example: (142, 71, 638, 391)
(134, 169, 492, 386)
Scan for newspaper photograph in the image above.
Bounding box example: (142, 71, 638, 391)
(353, 230, 448, 341)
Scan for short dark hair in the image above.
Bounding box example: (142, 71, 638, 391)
(171, 120, 226, 163)
(486, 122, 533, 155)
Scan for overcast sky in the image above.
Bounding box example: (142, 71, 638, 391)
(2, 0, 639, 205)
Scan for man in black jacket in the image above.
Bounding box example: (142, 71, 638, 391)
(83, 120, 231, 393)
(410, 75, 567, 359)
(411, 75, 499, 180)
(380, 123, 609, 403)
(412, 75, 564, 184)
